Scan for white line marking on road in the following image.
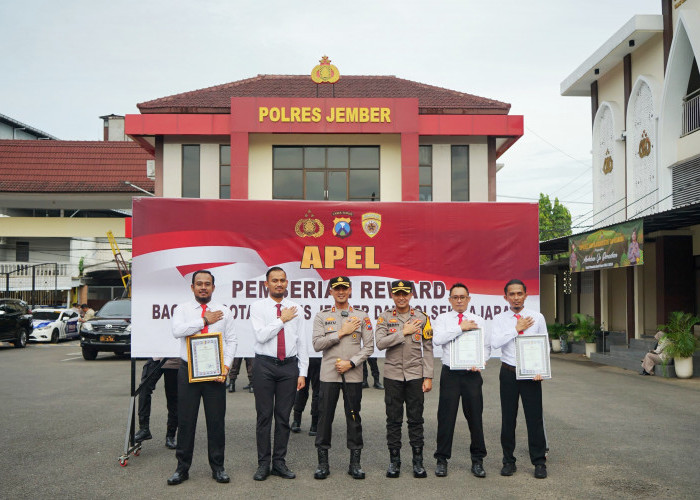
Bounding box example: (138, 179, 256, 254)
(60, 356, 82, 361)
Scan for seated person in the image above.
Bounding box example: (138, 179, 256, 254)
(640, 331, 668, 376)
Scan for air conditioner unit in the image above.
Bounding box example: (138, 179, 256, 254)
(146, 160, 155, 180)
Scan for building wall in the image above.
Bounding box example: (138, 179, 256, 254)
(540, 273, 556, 324)
(0, 122, 44, 140)
(643, 241, 657, 334)
(632, 33, 664, 83)
(607, 267, 628, 331)
(161, 135, 492, 202)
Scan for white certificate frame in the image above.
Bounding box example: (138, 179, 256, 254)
(186, 332, 224, 382)
(449, 328, 485, 370)
(515, 334, 551, 380)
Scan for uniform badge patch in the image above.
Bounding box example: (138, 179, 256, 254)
(422, 317, 433, 339)
(377, 317, 384, 324)
(388, 318, 398, 324)
(389, 328, 397, 333)
(364, 317, 373, 331)
(352, 333, 357, 339)
(412, 333, 421, 343)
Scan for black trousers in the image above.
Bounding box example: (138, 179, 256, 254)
(384, 377, 424, 449)
(293, 357, 321, 424)
(137, 359, 178, 435)
(434, 365, 487, 463)
(229, 357, 254, 384)
(315, 381, 363, 450)
(363, 357, 380, 381)
(175, 362, 226, 473)
(499, 364, 546, 466)
(253, 355, 298, 466)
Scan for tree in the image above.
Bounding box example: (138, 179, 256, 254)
(539, 193, 572, 242)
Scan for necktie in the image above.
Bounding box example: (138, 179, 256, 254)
(276, 303, 285, 360)
(514, 313, 523, 334)
(201, 304, 208, 333)
(457, 312, 463, 326)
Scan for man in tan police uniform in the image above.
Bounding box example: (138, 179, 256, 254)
(312, 276, 374, 480)
(375, 280, 433, 479)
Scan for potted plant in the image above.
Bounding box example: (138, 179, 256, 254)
(547, 323, 569, 353)
(659, 311, 699, 379)
(572, 313, 598, 358)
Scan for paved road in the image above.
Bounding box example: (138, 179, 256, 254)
(1, 341, 699, 499)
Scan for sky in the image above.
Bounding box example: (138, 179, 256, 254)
(1, 0, 663, 227)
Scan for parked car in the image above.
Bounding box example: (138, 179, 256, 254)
(79, 298, 131, 360)
(29, 308, 80, 343)
(0, 298, 33, 348)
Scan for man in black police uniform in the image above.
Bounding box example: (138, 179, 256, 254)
(312, 276, 374, 480)
(291, 356, 321, 435)
(134, 357, 179, 449)
(168, 270, 237, 486)
(375, 280, 433, 478)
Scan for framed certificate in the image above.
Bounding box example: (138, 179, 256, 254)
(186, 332, 224, 383)
(449, 328, 485, 370)
(515, 334, 552, 380)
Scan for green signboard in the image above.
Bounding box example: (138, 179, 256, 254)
(569, 221, 643, 272)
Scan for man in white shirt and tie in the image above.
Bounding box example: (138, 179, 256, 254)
(491, 279, 549, 479)
(432, 283, 488, 479)
(250, 267, 309, 481)
(168, 270, 237, 486)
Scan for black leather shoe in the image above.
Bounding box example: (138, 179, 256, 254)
(248, 386, 254, 393)
(362, 380, 369, 389)
(134, 428, 152, 443)
(534, 464, 547, 479)
(167, 471, 188, 485)
(228, 381, 235, 392)
(271, 463, 296, 479)
(314, 449, 330, 479)
(471, 463, 486, 478)
(500, 462, 517, 476)
(165, 435, 176, 449)
(253, 464, 270, 481)
(291, 420, 301, 433)
(212, 469, 230, 483)
(348, 449, 365, 479)
(373, 380, 384, 390)
(435, 458, 448, 477)
(243, 383, 252, 391)
(308, 424, 317, 436)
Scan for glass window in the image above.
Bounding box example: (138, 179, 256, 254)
(274, 147, 303, 169)
(16, 242, 29, 262)
(350, 147, 379, 169)
(451, 145, 469, 201)
(182, 145, 200, 198)
(419, 145, 432, 201)
(273, 170, 303, 199)
(273, 146, 379, 201)
(219, 145, 230, 199)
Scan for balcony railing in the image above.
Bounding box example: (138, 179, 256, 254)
(682, 89, 700, 136)
(0, 262, 78, 292)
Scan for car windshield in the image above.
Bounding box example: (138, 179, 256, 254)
(97, 300, 131, 318)
(33, 311, 61, 320)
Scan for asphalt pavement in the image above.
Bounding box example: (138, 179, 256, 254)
(1, 341, 699, 499)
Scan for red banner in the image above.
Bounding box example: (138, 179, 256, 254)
(131, 198, 539, 357)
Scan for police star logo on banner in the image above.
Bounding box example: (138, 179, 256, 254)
(361, 213, 381, 238)
(295, 210, 324, 238)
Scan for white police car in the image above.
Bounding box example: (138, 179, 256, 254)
(29, 308, 80, 343)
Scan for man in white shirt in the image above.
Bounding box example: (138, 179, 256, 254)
(167, 270, 237, 486)
(491, 279, 549, 479)
(250, 267, 309, 481)
(432, 283, 488, 479)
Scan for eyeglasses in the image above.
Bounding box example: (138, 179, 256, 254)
(450, 295, 469, 301)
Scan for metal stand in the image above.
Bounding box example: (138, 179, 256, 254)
(118, 358, 167, 467)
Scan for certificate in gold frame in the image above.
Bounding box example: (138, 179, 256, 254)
(186, 332, 224, 383)
(515, 334, 552, 380)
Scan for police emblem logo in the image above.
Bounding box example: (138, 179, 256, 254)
(361, 213, 381, 238)
(332, 217, 352, 238)
(295, 210, 324, 238)
(311, 55, 340, 84)
(352, 333, 357, 339)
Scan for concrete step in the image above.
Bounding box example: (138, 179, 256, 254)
(629, 338, 656, 351)
(589, 351, 676, 377)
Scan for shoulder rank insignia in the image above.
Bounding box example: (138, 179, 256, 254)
(364, 317, 373, 331)
(422, 317, 433, 340)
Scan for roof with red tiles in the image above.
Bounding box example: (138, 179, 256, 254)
(0, 140, 154, 193)
(137, 75, 511, 115)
